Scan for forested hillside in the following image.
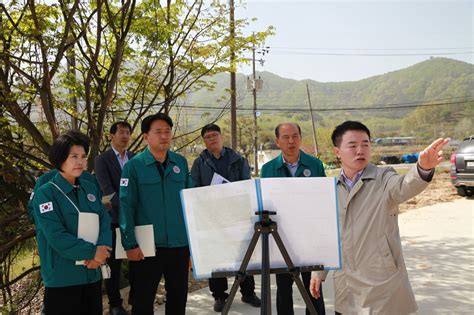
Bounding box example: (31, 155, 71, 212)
(186, 57, 473, 145)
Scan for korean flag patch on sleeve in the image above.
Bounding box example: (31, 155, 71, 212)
(120, 178, 129, 187)
(39, 202, 54, 214)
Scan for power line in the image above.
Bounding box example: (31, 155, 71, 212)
(270, 50, 474, 57)
(270, 46, 474, 51)
(176, 98, 474, 112)
(105, 97, 473, 114)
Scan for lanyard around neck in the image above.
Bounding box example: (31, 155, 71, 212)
(49, 182, 81, 214)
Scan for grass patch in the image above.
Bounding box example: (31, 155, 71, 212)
(10, 250, 39, 281)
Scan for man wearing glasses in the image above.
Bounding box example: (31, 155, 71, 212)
(191, 123, 261, 312)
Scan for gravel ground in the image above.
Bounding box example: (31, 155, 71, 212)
(399, 170, 461, 213)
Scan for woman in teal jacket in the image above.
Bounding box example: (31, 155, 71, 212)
(32, 131, 112, 315)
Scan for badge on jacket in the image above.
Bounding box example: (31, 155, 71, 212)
(173, 165, 181, 174)
(39, 202, 54, 214)
(303, 169, 311, 177)
(87, 193, 96, 202)
(120, 178, 129, 187)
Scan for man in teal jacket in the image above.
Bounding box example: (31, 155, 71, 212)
(261, 122, 326, 315)
(119, 113, 192, 315)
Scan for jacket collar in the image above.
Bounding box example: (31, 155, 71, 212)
(337, 163, 377, 184)
(142, 146, 178, 166)
(52, 171, 80, 194)
(106, 148, 122, 173)
(111, 145, 127, 158)
(275, 150, 311, 169)
(201, 147, 240, 164)
(111, 146, 134, 159)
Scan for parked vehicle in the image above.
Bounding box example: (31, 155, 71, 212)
(380, 155, 401, 165)
(401, 153, 419, 163)
(450, 136, 474, 196)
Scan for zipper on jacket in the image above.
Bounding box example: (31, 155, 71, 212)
(155, 160, 169, 246)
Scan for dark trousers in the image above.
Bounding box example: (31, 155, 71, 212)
(130, 246, 189, 315)
(44, 280, 102, 315)
(209, 275, 256, 300)
(105, 225, 124, 307)
(276, 271, 325, 315)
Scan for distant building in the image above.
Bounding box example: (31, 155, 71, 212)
(257, 142, 279, 170)
(373, 137, 416, 146)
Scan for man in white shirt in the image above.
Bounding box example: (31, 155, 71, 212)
(95, 122, 135, 315)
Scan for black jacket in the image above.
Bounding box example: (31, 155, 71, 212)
(190, 147, 250, 187)
(94, 148, 135, 224)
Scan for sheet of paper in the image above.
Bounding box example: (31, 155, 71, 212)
(210, 172, 230, 185)
(180, 177, 341, 279)
(181, 179, 261, 278)
(76, 212, 99, 265)
(259, 177, 340, 270)
(115, 225, 156, 259)
(101, 192, 115, 204)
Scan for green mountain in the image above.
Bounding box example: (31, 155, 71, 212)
(183, 57, 473, 146)
(188, 57, 474, 119)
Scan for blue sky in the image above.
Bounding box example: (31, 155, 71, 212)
(237, 0, 473, 82)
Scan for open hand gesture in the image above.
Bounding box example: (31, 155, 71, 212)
(418, 138, 450, 170)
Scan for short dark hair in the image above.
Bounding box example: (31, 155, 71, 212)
(49, 130, 90, 171)
(275, 123, 302, 138)
(141, 113, 173, 134)
(201, 123, 221, 137)
(331, 121, 371, 147)
(110, 121, 132, 134)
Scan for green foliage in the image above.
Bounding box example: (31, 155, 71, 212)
(401, 100, 474, 140)
(1, 0, 272, 311)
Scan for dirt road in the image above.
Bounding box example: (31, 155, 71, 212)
(154, 197, 473, 314)
(156, 170, 472, 314)
(399, 169, 461, 213)
(400, 198, 473, 313)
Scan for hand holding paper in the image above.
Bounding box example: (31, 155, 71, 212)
(94, 245, 111, 264)
(127, 247, 145, 261)
(84, 259, 101, 269)
(114, 225, 155, 259)
(76, 212, 100, 265)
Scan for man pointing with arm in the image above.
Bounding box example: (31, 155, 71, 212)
(310, 120, 448, 314)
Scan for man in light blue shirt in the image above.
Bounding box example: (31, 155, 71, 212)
(95, 121, 134, 315)
(261, 122, 326, 315)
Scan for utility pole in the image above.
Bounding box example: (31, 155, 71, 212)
(245, 41, 267, 175)
(252, 42, 259, 176)
(229, 0, 237, 150)
(306, 83, 319, 156)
